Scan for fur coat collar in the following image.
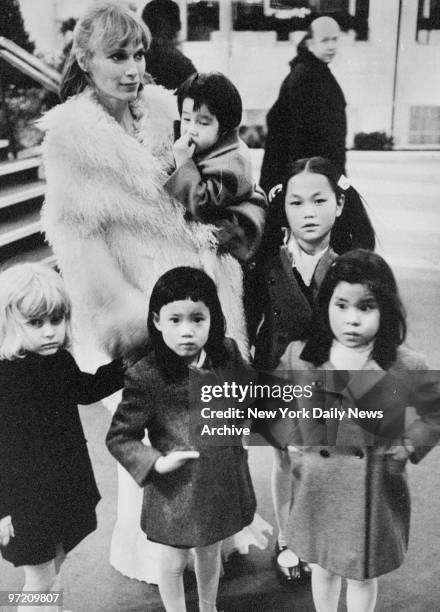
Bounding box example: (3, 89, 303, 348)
(39, 86, 215, 249)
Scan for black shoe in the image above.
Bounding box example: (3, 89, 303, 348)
(273, 541, 301, 585)
(299, 559, 312, 581)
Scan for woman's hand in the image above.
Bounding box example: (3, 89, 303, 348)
(0, 516, 14, 546)
(94, 288, 150, 364)
(173, 132, 196, 168)
(154, 451, 200, 474)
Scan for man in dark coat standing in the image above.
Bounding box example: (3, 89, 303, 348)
(142, 0, 196, 91)
(260, 16, 346, 194)
(258, 16, 346, 258)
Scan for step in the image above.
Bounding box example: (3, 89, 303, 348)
(0, 208, 42, 247)
(0, 243, 56, 268)
(0, 180, 45, 210)
(0, 155, 42, 177)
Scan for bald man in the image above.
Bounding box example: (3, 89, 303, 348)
(260, 17, 347, 200)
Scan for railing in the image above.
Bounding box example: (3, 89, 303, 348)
(0, 38, 60, 266)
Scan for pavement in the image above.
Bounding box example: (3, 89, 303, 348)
(1, 151, 440, 612)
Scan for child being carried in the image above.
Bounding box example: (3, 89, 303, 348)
(165, 71, 266, 263)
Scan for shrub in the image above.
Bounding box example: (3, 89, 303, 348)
(0, 0, 35, 89)
(353, 131, 394, 151)
(239, 124, 267, 149)
(0, 87, 52, 152)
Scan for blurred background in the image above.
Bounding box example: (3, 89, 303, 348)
(9, 0, 440, 149)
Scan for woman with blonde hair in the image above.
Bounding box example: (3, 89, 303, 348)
(39, 0, 267, 584)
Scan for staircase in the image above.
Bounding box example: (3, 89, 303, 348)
(0, 153, 56, 268)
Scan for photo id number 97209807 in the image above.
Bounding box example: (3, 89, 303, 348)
(0, 591, 62, 606)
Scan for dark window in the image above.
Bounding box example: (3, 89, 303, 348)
(232, 0, 369, 41)
(416, 0, 440, 44)
(187, 1, 219, 41)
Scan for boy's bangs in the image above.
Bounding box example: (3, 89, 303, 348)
(94, 11, 148, 54)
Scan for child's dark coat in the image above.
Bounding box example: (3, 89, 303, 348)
(0, 350, 123, 566)
(252, 245, 337, 369)
(165, 128, 267, 263)
(106, 338, 256, 548)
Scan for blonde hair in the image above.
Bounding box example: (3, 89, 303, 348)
(60, 0, 152, 101)
(0, 263, 72, 360)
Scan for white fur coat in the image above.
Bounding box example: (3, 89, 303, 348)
(39, 86, 247, 357)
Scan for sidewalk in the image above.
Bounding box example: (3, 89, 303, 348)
(1, 151, 439, 611)
(1, 407, 439, 612)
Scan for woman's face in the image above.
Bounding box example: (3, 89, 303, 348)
(86, 41, 145, 104)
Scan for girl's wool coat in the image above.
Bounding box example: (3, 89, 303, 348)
(0, 351, 123, 566)
(39, 86, 249, 358)
(252, 246, 337, 370)
(270, 341, 440, 580)
(106, 339, 256, 548)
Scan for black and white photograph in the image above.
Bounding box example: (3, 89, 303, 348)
(0, 1, 439, 611)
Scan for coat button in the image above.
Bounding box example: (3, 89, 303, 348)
(268, 277, 276, 285)
(313, 380, 324, 389)
(274, 309, 280, 316)
(354, 449, 365, 459)
(319, 449, 330, 458)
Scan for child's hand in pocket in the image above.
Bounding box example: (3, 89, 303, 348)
(155, 450, 200, 474)
(0, 516, 14, 546)
(385, 439, 414, 475)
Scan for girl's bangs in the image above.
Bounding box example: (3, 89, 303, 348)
(14, 279, 70, 323)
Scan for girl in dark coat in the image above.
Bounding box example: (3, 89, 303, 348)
(272, 250, 440, 612)
(106, 267, 256, 612)
(250, 157, 375, 584)
(0, 263, 123, 597)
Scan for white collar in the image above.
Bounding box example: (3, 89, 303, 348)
(329, 339, 375, 370)
(190, 349, 207, 369)
(287, 235, 329, 286)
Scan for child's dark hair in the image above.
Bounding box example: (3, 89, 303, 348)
(279, 156, 375, 253)
(302, 249, 406, 369)
(147, 267, 227, 379)
(177, 72, 242, 134)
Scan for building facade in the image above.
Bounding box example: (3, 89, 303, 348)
(18, 0, 440, 147)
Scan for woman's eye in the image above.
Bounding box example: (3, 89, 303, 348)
(110, 53, 124, 61)
(134, 51, 145, 60)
